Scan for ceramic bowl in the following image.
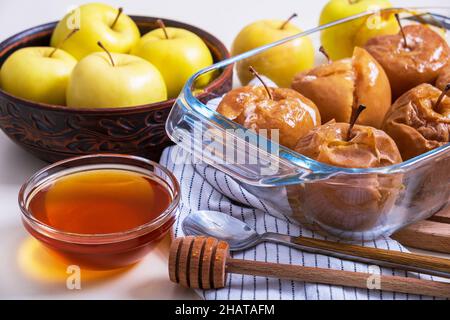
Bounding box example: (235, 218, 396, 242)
(0, 16, 232, 162)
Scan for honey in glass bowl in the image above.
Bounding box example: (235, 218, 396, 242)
(29, 170, 171, 234)
(19, 154, 179, 270)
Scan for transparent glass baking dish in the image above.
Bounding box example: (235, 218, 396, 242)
(166, 7, 450, 240)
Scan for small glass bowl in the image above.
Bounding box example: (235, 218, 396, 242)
(18, 154, 180, 270)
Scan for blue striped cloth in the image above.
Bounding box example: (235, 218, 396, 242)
(160, 146, 440, 300)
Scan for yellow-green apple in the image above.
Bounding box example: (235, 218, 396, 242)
(232, 14, 314, 88)
(131, 20, 213, 99)
(51, 3, 140, 60)
(353, 9, 400, 47)
(0, 47, 77, 105)
(319, 0, 398, 60)
(67, 42, 167, 108)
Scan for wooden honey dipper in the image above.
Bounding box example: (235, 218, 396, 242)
(169, 236, 450, 298)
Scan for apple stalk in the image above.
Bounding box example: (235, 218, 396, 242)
(157, 19, 170, 39)
(280, 13, 298, 30)
(111, 7, 123, 29)
(347, 104, 366, 141)
(319, 46, 331, 64)
(97, 41, 115, 67)
(49, 28, 79, 58)
(394, 13, 409, 50)
(248, 66, 273, 100)
(434, 83, 450, 112)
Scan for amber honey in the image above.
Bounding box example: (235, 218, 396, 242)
(21, 162, 178, 270)
(29, 169, 172, 234)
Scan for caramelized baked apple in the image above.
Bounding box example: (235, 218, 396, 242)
(293, 106, 403, 233)
(382, 83, 450, 161)
(381, 83, 450, 221)
(291, 47, 391, 129)
(365, 24, 450, 100)
(217, 68, 321, 149)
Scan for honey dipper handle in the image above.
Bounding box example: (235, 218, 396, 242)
(262, 233, 450, 278)
(226, 258, 450, 299)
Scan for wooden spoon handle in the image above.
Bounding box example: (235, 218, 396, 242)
(264, 233, 450, 278)
(169, 236, 450, 298)
(227, 258, 450, 299)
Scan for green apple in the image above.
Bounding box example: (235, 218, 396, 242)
(231, 16, 314, 88)
(0, 47, 77, 105)
(320, 0, 398, 60)
(66, 49, 167, 108)
(353, 9, 400, 47)
(131, 22, 213, 99)
(51, 3, 140, 60)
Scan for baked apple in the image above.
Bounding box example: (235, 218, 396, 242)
(382, 83, 450, 222)
(291, 47, 391, 129)
(436, 64, 450, 94)
(382, 83, 450, 160)
(217, 67, 321, 149)
(365, 22, 450, 100)
(293, 105, 403, 233)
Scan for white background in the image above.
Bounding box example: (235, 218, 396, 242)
(0, 0, 448, 299)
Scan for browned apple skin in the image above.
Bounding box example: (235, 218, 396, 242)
(295, 122, 402, 167)
(436, 64, 450, 94)
(381, 83, 450, 161)
(382, 84, 450, 220)
(365, 25, 450, 100)
(292, 59, 354, 125)
(293, 121, 402, 232)
(291, 47, 391, 129)
(216, 86, 321, 149)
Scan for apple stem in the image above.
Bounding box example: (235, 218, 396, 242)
(395, 13, 409, 50)
(348, 0, 359, 4)
(319, 46, 331, 64)
(111, 7, 123, 29)
(157, 19, 170, 39)
(49, 28, 79, 58)
(434, 83, 450, 112)
(248, 66, 273, 100)
(347, 104, 366, 141)
(97, 41, 115, 67)
(280, 13, 298, 30)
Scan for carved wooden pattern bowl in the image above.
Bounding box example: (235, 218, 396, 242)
(0, 16, 232, 162)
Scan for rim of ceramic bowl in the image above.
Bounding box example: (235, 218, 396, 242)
(0, 16, 232, 113)
(18, 153, 180, 244)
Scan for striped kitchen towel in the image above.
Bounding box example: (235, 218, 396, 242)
(160, 145, 442, 300)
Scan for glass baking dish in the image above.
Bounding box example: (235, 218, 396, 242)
(166, 7, 450, 240)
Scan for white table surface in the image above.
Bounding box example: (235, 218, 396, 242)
(0, 0, 448, 300)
